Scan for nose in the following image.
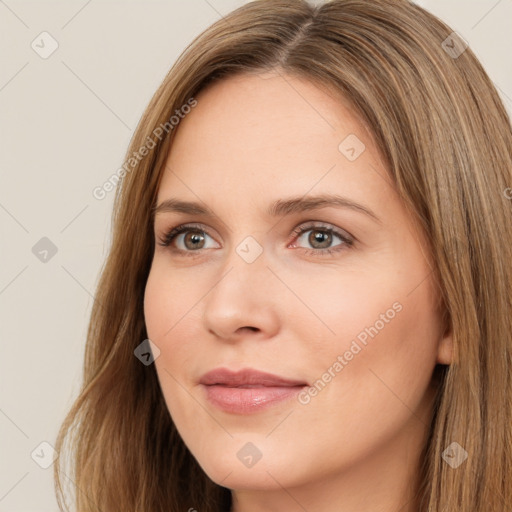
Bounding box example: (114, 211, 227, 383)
(202, 244, 280, 342)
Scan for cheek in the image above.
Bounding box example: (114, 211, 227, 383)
(282, 279, 439, 475)
(143, 265, 198, 402)
(143, 263, 167, 338)
(292, 251, 441, 401)
(144, 266, 203, 441)
(143, 261, 202, 343)
(143, 261, 206, 383)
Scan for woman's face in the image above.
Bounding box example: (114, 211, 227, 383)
(144, 72, 452, 506)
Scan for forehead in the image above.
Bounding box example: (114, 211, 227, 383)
(155, 73, 398, 226)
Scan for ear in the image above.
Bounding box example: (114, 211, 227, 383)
(436, 324, 453, 365)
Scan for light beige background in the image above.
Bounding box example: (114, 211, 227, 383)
(1, 1, 510, 510)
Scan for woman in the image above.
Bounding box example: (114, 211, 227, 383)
(54, 1, 512, 511)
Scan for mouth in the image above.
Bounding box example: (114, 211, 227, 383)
(199, 367, 308, 414)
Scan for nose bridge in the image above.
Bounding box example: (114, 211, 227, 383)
(202, 234, 279, 338)
(210, 234, 269, 305)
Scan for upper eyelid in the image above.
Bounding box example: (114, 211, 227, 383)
(158, 221, 353, 244)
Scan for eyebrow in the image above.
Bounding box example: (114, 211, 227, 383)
(152, 193, 381, 224)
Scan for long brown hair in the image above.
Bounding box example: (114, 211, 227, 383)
(54, 1, 512, 510)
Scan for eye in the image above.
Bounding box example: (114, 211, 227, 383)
(157, 223, 219, 256)
(157, 221, 354, 258)
(289, 222, 354, 256)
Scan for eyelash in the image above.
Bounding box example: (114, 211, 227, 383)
(156, 222, 354, 258)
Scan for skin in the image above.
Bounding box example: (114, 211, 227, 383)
(143, 71, 453, 512)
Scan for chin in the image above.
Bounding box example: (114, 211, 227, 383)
(194, 443, 299, 491)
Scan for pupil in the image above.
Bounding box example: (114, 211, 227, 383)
(310, 230, 331, 249)
(185, 231, 204, 249)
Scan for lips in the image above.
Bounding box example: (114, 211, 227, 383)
(199, 367, 308, 387)
(199, 367, 308, 414)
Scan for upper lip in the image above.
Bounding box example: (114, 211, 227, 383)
(200, 367, 307, 387)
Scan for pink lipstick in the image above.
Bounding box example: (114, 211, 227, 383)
(199, 367, 307, 414)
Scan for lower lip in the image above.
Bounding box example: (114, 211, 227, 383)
(202, 384, 306, 414)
